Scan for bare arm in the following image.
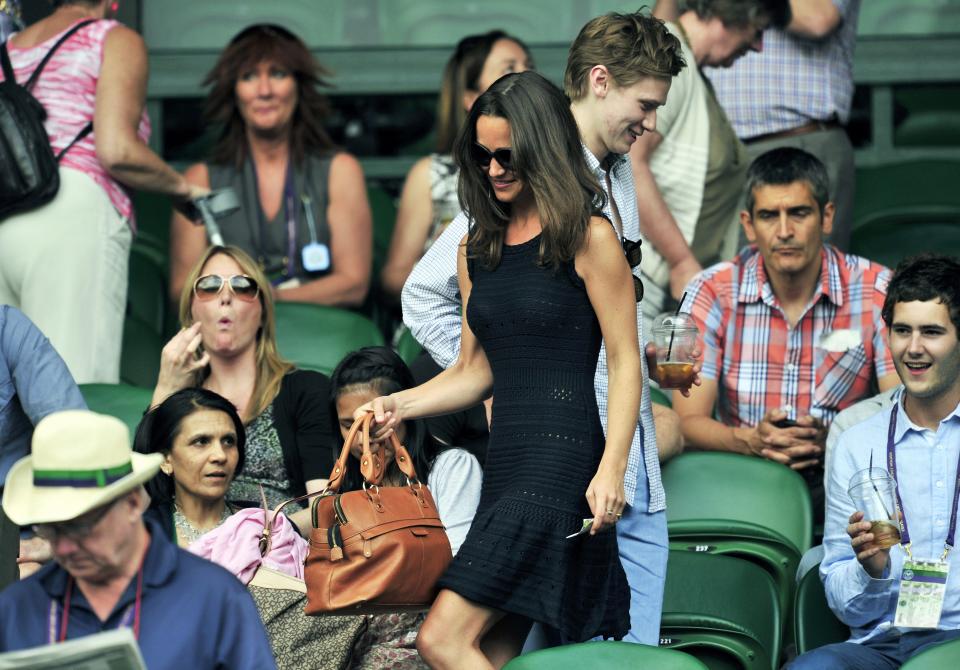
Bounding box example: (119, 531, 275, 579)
(369, 236, 493, 425)
(653, 403, 683, 463)
(94, 26, 196, 201)
(276, 153, 372, 307)
(169, 162, 212, 301)
(381, 157, 434, 300)
(629, 131, 702, 300)
(787, 0, 842, 40)
(577, 218, 643, 533)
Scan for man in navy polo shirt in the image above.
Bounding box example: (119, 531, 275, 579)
(0, 410, 276, 669)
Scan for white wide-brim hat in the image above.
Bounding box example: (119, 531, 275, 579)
(2, 410, 163, 526)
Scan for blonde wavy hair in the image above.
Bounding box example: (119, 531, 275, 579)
(178, 245, 293, 421)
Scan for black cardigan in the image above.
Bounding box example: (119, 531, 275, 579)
(270, 369, 335, 497)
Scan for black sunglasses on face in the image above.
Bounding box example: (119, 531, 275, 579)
(193, 274, 260, 302)
(471, 143, 514, 171)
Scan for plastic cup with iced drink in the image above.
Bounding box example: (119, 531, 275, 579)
(652, 312, 699, 389)
(847, 467, 901, 549)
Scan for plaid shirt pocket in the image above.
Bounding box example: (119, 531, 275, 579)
(814, 342, 870, 412)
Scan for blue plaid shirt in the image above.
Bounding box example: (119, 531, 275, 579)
(401, 145, 664, 512)
(705, 0, 861, 139)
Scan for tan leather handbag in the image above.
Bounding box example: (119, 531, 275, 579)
(271, 412, 452, 615)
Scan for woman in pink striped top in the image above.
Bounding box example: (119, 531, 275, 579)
(0, 0, 206, 384)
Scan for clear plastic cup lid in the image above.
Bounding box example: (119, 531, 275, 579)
(653, 312, 698, 333)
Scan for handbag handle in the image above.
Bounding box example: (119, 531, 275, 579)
(259, 410, 420, 554)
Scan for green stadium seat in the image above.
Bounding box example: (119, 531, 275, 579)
(367, 184, 397, 282)
(394, 325, 423, 366)
(661, 452, 813, 634)
(850, 210, 960, 271)
(120, 315, 163, 390)
(650, 385, 673, 408)
(504, 641, 709, 670)
(660, 551, 781, 670)
(851, 160, 960, 233)
(895, 111, 960, 147)
(79, 383, 153, 441)
(131, 191, 173, 254)
(793, 554, 849, 655)
(127, 244, 168, 337)
(900, 636, 960, 669)
(274, 302, 385, 375)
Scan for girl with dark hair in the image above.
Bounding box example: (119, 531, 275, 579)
(381, 30, 533, 300)
(330, 346, 482, 669)
(170, 23, 372, 308)
(363, 71, 642, 668)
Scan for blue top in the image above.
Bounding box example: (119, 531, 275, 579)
(0, 306, 86, 483)
(822, 390, 960, 642)
(0, 517, 277, 669)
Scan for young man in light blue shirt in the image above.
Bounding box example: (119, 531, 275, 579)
(791, 253, 960, 668)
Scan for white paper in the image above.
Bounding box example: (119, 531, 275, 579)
(0, 629, 146, 670)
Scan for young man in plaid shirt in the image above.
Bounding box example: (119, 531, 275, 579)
(673, 148, 900, 520)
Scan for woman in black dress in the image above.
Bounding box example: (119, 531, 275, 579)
(363, 71, 642, 669)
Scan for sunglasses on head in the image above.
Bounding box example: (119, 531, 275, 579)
(471, 143, 514, 171)
(621, 237, 644, 303)
(193, 274, 260, 302)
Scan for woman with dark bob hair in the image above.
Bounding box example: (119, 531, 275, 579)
(361, 71, 642, 667)
(330, 346, 482, 668)
(169, 23, 372, 308)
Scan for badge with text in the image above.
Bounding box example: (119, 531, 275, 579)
(302, 242, 331, 273)
(894, 559, 950, 629)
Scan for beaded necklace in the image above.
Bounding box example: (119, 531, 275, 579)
(173, 502, 232, 545)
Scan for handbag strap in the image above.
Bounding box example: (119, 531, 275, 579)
(22, 20, 97, 90)
(258, 411, 420, 554)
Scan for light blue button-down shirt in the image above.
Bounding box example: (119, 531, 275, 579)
(400, 145, 663, 512)
(822, 389, 960, 642)
(0, 306, 86, 483)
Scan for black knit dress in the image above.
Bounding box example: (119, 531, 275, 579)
(436, 234, 630, 642)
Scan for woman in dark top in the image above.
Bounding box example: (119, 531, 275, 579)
(152, 245, 332, 533)
(361, 72, 642, 668)
(169, 24, 371, 308)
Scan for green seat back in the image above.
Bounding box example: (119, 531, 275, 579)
(794, 560, 849, 655)
(367, 184, 397, 282)
(274, 302, 385, 375)
(650, 385, 673, 408)
(901, 636, 960, 669)
(394, 326, 423, 366)
(120, 315, 163, 390)
(661, 551, 781, 670)
(852, 160, 960, 231)
(127, 244, 168, 337)
(850, 211, 960, 271)
(662, 452, 812, 635)
(504, 641, 709, 670)
(895, 111, 960, 147)
(79, 383, 153, 441)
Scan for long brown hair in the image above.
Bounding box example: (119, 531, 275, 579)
(202, 24, 336, 167)
(454, 71, 606, 271)
(435, 30, 533, 154)
(178, 246, 293, 422)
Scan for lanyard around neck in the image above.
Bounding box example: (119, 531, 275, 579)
(887, 406, 960, 560)
(50, 551, 146, 644)
(252, 158, 298, 280)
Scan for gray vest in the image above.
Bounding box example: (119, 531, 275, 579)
(208, 153, 333, 282)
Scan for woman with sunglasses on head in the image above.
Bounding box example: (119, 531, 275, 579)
(380, 30, 533, 302)
(151, 245, 333, 533)
(361, 71, 641, 668)
(169, 24, 372, 308)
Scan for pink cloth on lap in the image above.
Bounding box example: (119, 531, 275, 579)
(187, 507, 308, 584)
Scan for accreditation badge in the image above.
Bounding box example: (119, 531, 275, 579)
(894, 559, 950, 628)
(302, 243, 331, 273)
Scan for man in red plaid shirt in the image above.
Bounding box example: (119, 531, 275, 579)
(673, 148, 900, 518)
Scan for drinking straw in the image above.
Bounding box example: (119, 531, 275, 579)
(666, 292, 688, 361)
(867, 450, 893, 519)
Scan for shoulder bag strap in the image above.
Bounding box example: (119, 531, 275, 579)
(23, 19, 97, 90)
(1, 42, 15, 84)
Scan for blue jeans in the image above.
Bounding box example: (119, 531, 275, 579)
(788, 629, 960, 669)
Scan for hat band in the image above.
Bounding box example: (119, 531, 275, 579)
(33, 462, 134, 488)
